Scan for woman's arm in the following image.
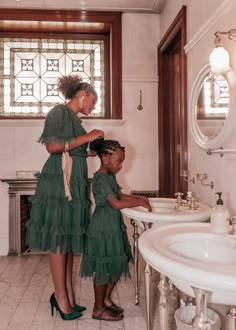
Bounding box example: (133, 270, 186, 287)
(46, 129, 104, 153)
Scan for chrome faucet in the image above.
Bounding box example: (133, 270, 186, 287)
(188, 197, 199, 210)
(174, 192, 186, 208)
(174, 192, 199, 210)
(228, 216, 236, 235)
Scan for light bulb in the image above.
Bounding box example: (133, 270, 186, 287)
(209, 47, 230, 73)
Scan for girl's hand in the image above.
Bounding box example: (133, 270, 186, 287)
(87, 129, 104, 142)
(135, 195, 149, 203)
(138, 198, 152, 212)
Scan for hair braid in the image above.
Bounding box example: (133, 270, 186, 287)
(90, 138, 125, 158)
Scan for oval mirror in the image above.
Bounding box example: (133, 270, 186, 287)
(189, 63, 236, 150)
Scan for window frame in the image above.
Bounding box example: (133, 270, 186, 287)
(0, 9, 122, 120)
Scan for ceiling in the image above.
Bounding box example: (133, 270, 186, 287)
(0, 0, 165, 13)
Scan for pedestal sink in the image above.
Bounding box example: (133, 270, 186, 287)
(139, 222, 236, 330)
(121, 198, 211, 228)
(139, 222, 236, 305)
(121, 198, 211, 308)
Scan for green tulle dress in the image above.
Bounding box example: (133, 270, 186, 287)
(80, 171, 134, 284)
(26, 105, 91, 254)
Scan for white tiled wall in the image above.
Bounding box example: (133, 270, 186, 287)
(0, 13, 160, 255)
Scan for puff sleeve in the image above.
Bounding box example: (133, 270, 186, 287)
(92, 173, 122, 205)
(38, 105, 77, 145)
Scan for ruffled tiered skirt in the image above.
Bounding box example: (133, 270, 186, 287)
(80, 206, 134, 284)
(26, 153, 91, 254)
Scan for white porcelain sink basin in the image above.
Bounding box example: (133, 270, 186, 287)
(121, 198, 211, 227)
(139, 222, 236, 305)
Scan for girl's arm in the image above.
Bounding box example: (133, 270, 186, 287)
(119, 192, 150, 204)
(46, 129, 104, 153)
(108, 192, 152, 212)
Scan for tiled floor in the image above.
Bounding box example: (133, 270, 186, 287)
(0, 251, 167, 330)
(0, 214, 173, 330)
(0, 214, 227, 330)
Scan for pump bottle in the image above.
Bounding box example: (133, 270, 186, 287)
(210, 192, 229, 233)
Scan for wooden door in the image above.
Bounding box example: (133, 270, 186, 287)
(158, 6, 187, 198)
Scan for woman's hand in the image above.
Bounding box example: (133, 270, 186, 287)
(87, 149, 97, 157)
(87, 129, 104, 142)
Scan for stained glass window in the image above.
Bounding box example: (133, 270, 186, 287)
(0, 38, 104, 117)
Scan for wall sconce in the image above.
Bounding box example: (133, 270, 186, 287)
(196, 173, 214, 189)
(180, 170, 195, 184)
(209, 29, 236, 73)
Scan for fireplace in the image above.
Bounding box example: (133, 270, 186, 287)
(1, 176, 92, 256)
(1, 178, 37, 255)
(20, 194, 32, 254)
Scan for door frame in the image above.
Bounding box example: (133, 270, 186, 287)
(158, 6, 188, 197)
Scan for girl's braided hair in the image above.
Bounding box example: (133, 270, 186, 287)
(57, 75, 97, 100)
(90, 138, 125, 158)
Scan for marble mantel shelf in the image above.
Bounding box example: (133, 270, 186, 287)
(1, 177, 37, 188)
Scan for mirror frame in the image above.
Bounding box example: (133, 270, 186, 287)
(189, 63, 236, 150)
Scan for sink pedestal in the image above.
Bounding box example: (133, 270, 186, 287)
(192, 287, 212, 330)
(144, 266, 172, 330)
(131, 219, 140, 305)
(158, 274, 170, 330)
(131, 218, 153, 305)
(144, 263, 152, 330)
(227, 306, 236, 330)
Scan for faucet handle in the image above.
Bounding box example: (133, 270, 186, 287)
(174, 192, 184, 197)
(186, 192, 193, 204)
(196, 173, 207, 181)
(228, 216, 236, 235)
(174, 192, 184, 204)
(189, 197, 199, 210)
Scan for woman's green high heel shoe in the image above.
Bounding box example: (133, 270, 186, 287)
(72, 304, 87, 313)
(50, 293, 82, 320)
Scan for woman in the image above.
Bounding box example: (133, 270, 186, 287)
(26, 75, 104, 320)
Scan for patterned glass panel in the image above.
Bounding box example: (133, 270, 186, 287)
(197, 73, 229, 119)
(0, 38, 104, 117)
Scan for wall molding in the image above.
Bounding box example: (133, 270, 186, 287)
(153, 0, 166, 13)
(0, 1, 165, 13)
(184, 0, 236, 54)
(122, 75, 158, 83)
(0, 119, 45, 127)
(83, 119, 126, 127)
(0, 119, 126, 128)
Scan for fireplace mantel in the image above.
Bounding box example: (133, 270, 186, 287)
(1, 178, 37, 189)
(1, 177, 37, 255)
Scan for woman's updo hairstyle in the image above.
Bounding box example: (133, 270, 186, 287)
(57, 75, 97, 100)
(90, 138, 125, 158)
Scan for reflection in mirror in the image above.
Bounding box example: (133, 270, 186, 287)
(189, 63, 236, 150)
(196, 72, 229, 139)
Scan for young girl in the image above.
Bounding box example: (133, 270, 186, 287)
(80, 138, 152, 321)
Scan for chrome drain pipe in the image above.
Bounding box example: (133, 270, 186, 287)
(227, 306, 236, 330)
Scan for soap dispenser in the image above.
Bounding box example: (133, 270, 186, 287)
(210, 192, 230, 233)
